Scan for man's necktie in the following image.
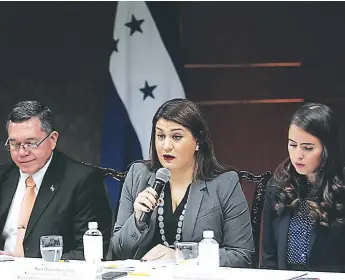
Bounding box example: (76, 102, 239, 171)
(15, 176, 37, 257)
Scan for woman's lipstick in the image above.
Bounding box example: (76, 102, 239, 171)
(163, 154, 175, 161)
(295, 163, 305, 168)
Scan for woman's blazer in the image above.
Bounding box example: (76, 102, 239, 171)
(261, 182, 345, 272)
(112, 162, 254, 267)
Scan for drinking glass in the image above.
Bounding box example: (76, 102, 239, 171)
(175, 242, 198, 266)
(40, 235, 63, 262)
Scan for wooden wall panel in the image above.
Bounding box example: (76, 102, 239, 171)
(198, 103, 296, 173)
(185, 67, 345, 101)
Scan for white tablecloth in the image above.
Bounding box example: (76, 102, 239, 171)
(0, 258, 343, 280)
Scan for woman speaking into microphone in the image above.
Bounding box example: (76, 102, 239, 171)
(111, 99, 254, 267)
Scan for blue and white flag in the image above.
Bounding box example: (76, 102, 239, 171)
(101, 2, 185, 207)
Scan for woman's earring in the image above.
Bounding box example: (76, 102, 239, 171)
(195, 144, 199, 151)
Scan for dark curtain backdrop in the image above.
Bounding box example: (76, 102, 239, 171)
(0, 2, 115, 165)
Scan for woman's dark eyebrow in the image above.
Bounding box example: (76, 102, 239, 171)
(170, 128, 184, 132)
(288, 138, 315, 145)
(156, 127, 184, 132)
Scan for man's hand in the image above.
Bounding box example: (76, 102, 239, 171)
(141, 244, 175, 261)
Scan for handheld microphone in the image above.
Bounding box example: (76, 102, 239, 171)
(139, 167, 171, 224)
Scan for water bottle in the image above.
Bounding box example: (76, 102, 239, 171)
(83, 222, 103, 264)
(198, 230, 220, 268)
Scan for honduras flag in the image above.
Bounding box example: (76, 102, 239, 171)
(100, 2, 185, 208)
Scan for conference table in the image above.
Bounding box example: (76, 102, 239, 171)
(0, 257, 343, 280)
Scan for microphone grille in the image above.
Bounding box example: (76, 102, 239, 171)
(156, 168, 171, 183)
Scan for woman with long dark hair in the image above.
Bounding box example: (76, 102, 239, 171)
(261, 102, 345, 272)
(112, 99, 254, 267)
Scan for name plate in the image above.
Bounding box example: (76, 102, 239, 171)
(15, 261, 101, 280)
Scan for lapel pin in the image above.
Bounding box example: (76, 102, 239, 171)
(50, 185, 55, 192)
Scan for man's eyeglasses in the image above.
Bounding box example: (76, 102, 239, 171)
(4, 132, 52, 152)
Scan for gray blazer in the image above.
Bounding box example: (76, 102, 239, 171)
(111, 163, 254, 267)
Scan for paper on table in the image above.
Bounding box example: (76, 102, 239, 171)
(0, 254, 14, 262)
(156, 267, 308, 280)
(142, 258, 176, 269)
(102, 259, 141, 270)
(103, 258, 176, 270)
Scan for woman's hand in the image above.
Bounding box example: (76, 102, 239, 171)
(141, 244, 175, 261)
(0, 250, 16, 257)
(134, 187, 158, 223)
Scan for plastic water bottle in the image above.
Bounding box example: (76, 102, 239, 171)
(198, 230, 220, 268)
(83, 222, 103, 265)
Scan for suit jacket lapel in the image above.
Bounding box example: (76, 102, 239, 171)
(134, 172, 157, 259)
(307, 226, 317, 261)
(147, 173, 158, 237)
(182, 180, 205, 242)
(0, 166, 19, 224)
(277, 214, 291, 269)
(24, 153, 62, 241)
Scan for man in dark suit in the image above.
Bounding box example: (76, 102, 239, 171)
(0, 101, 112, 259)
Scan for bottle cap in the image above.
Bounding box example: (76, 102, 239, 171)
(203, 230, 214, 238)
(88, 222, 98, 229)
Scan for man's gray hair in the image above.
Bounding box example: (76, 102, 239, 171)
(6, 101, 54, 134)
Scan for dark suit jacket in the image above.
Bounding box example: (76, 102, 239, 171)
(0, 150, 112, 260)
(112, 163, 254, 267)
(261, 182, 345, 272)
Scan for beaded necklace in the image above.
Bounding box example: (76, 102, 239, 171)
(157, 185, 190, 248)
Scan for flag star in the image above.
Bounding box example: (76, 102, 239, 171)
(140, 81, 157, 100)
(125, 15, 144, 36)
(113, 38, 119, 52)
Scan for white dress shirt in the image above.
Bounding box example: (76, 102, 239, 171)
(1, 153, 53, 253)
